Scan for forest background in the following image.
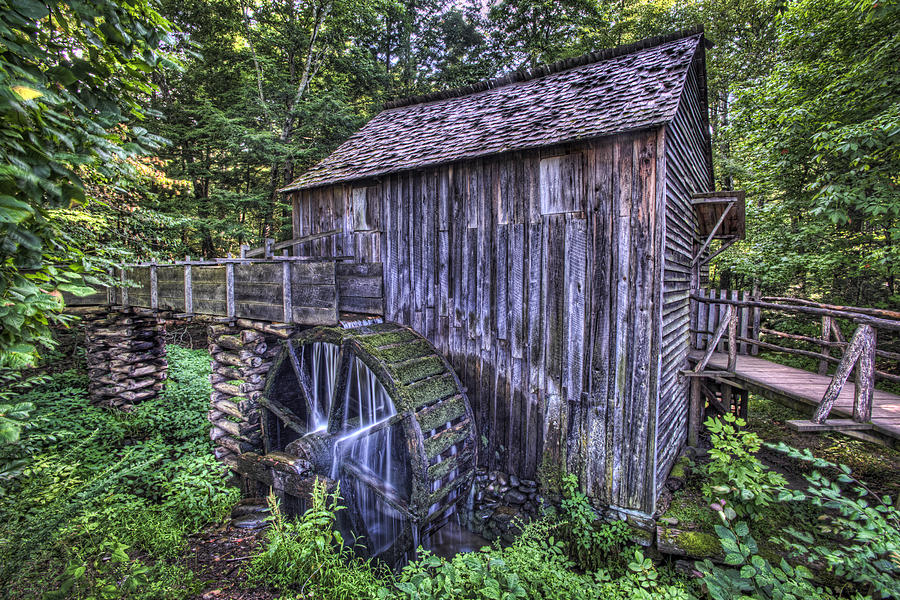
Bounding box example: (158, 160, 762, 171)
(1, 0, 898, 366)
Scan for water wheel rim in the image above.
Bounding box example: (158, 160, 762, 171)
(259, 322, 478, 558)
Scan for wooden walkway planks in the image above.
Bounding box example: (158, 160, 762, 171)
(689, 351, 900, 444)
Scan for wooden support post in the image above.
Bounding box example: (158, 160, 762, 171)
(184, 255, 193, 315)
(225, 262, 235, 319)
(282, 250, 292, 323)
(818, 316, 832, 375)
(149, 262, 158, 310)
(727, 308, 738, 372)
(811, 324, 871, 424)
(240, 244, 249, 259)
(751, 281, 760, 355)
(738, 290, 749, 355)
(119, 267, 128, 307)
(264, 238, 275, 259)
(853, 327, 876, 423)
(688, 377, 702, 447)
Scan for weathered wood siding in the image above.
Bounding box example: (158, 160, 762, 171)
(290, 130, 666, 514)
(657, 56, 713, 492)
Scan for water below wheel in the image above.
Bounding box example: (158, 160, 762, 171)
(254, 322, 477, 565)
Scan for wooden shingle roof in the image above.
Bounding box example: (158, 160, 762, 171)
(284, 29, 705, 191)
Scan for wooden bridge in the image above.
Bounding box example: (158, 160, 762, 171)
(687, 290, 900, 449)
(65, 246, 385, 325)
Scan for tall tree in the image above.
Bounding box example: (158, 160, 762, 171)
(719, 0, 899, 304)
(0, 0, 177, 366)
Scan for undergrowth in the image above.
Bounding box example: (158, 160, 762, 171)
(0, 345, 238, 599)
(246, 475, 698, 600)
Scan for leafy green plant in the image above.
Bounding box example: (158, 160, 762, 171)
(559, 473, 632, 571)
(247, 482, 385, 599)
(696, 501, 827, 600)
(701, 414, 787, 518)
(768, 442, 900, 598)
(0, 345, 238, 596)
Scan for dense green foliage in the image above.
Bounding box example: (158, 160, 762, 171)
(695, 415, 900, 600)
(0, 0, 179, 366)
(245, 472, 697, 600)
(0, 345, 238, 598)
(700, 414, 786, 519)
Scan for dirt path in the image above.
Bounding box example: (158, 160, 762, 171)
(183, 525, 274, 600)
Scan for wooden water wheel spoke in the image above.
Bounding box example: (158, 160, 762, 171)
(340, 458, 412, 519)
(285, 340, 318, 423)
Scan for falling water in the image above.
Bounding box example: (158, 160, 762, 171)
(331, 355, 406, 557)
(294, 342, 408, 560)
(301, 342, 340, 430)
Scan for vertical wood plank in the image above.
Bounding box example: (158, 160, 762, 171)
(819, 316, 832, 375)
(853, 327, 875, 422)
(225, 262, 235, 319)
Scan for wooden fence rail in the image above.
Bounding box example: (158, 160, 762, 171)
(64, 259, 385, 326)
(690, 290, 900, 429)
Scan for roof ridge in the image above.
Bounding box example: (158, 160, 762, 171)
(383, 26, 706, 111)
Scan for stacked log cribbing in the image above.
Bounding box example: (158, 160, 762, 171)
(83, 308, 168, 409)
(207, 319, 295, 470)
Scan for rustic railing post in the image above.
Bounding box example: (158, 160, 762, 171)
(688, 377, 702, 447)
(225, 259, 235, 320)
(853, 326, 876, 423)
(694, 304, 733, 373)
(818, 316, 832, 375)
(149, 261, 158, 310)
(183, 255, 193, 316)
(727, 308, 738, 372)
(751, 281, 760, 355)
(811, 324, 871, 424)
(264, 238, 275, 259)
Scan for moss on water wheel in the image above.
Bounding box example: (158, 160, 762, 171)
(248, 322, 477, 565)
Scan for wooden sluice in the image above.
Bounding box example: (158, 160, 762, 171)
(66, 256, 384, 326)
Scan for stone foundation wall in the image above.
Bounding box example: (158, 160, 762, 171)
(83, 308, 167, 409)
(461, 469, 544, 542)
(207, 319, 294, 470)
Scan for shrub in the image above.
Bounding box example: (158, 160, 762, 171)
(700, 414, 787, 519)
(247, 482, 385, 599)
(768, 442, 900, 598)
(559, 473, 632, 572)
(0, 345, 238, 596)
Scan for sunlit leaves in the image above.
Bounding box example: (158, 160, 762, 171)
(0, 0, 178, 365)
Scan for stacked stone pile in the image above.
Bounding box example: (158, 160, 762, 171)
(464, 469, 543, 542)
(207, 320, 293, 470)
(83, 308, 167, 409)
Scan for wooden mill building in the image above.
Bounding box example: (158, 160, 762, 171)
(281, 28, 738, 517)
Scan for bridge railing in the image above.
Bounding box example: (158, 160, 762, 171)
(64, 256, 384, 326)
(690, 290, 900, 426)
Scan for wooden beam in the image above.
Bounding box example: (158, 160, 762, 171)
(691, 201, 734, 266)
(699, 236, 738, 267)
(244, 229, 342, 258)
(811, 324, 871, 424)
(693, 304, 732, 372)
(787, 419, 874, 433)
(692, 293, 900, 331)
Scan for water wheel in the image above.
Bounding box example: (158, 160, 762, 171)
(250, 322, 477, 565)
